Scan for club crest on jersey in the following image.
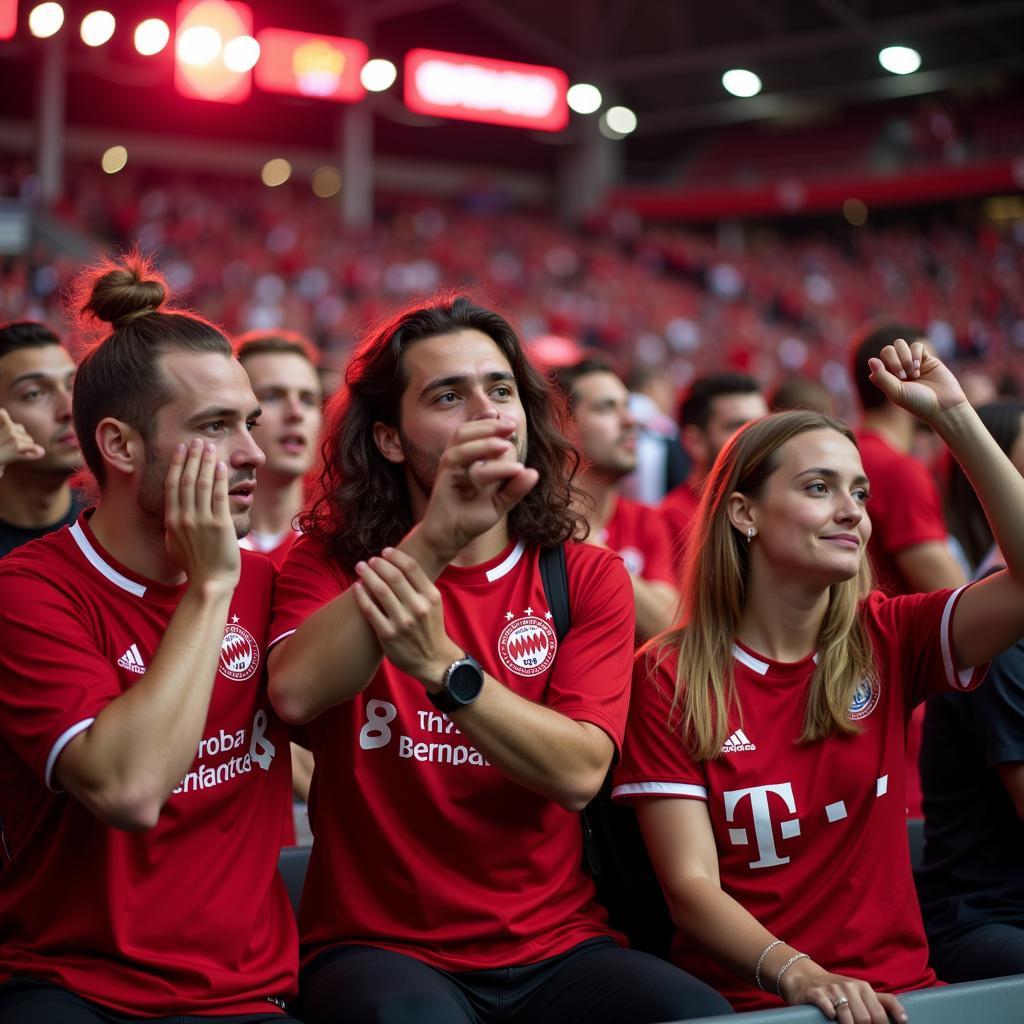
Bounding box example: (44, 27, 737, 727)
(498, 608, 557, 677)
(848, 677, 879, 720)
(220, 618, 260, 682)
(619, 546, 646, 577)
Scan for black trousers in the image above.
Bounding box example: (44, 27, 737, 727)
(0, 978, 300, 1024)
(297, 937, 732, 1024)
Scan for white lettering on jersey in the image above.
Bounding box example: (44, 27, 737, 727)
(359, 699, 397, 749)
(721, 729, 757, 753)
(117, 643, 146, 675)
(724, 783, 801, 869)
(249, 709, 276, 770)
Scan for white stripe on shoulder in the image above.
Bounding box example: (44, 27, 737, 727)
(939, 584, 977, 689)
(268, 628, 297, 651)
(45, 718, 95, 792)
(70, 522, 147, 597)
(732, 644, 769, 675)
(611, 781, 708, 800)
(485, 540, 526, 582)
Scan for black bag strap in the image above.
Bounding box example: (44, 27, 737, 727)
(538, 544, 571, 643)
(539, 545, 607, 876)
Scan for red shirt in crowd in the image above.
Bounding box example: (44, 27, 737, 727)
(270, 535, 634, 972)
(240, 529, 299, 570)
(598, 496, 676, 585)
(0, 514, 297, 1016)
(613, 587, 984, 1012)
(856, 428, 955, 817)
(659, 480, 701, 572)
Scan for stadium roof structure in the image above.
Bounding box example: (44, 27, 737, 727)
(1, 0, 1023, 187)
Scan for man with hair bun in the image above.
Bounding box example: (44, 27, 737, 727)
(267, 295, 729, 1024)
(0, 256, 299, 1022)
(0, 320, 84, 558)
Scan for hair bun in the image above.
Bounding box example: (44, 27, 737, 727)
(83, 257, 167, 328)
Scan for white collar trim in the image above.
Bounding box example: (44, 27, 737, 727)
(732, 643, 769, 675)
(70, 521, 147, 598)
(485, 540, 526, 582)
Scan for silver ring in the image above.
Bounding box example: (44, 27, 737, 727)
(833, 996, 850, 1009)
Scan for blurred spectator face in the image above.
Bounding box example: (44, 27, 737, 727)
(635, 373, 676, 419)
(242, 352, 322, 480)
(686, 392, 768, 468)
(570, 370, 638, 481)
(0, 344, 80, 475)
(961, 369, 998, 409)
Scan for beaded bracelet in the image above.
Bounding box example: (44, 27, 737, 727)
(753, 940, 783, 991)
(775, 952, 810, 995)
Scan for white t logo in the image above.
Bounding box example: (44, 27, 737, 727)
(724, 783, 801, 869)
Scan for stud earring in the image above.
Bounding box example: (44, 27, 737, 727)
(746, 527, 756, 543)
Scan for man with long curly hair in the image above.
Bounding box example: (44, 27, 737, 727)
(267, 296, 729, 1024)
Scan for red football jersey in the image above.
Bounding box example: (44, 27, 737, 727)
(659, 480, 700, 573)
(240, 528, 298, 570)
(856, 429, 955, 816)
(598, 496, 676, 585)
(271, 536, 634, 972)
(613, 587, 984, 1011)
(856, 430, 950, 596)
(0, 514, 297, 1016)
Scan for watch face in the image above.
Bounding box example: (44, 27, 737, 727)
(448, 661, 484, 703)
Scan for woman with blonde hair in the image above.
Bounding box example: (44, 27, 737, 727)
(613, 340, 1024, 1022)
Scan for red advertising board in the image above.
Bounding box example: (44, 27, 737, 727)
(254, 28, 367, 102)
(0, 0, 16, 41)
(174, 0, 252, 104)
(404, 48, 568, 132)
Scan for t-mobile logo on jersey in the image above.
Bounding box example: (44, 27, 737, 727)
(724, 783, 801, 870)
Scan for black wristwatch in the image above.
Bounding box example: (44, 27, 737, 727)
(428, 654, 485, 714)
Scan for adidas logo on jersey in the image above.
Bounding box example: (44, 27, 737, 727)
(721, 729, 756, 753)
(117, 644, 146, 675)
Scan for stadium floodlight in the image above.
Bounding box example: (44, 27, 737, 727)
(567, 83, 602, 115)
(134, 18, 170, 55)
(81, 11, 115, 47)
(312, 166, 342, 198)
(722, 68, 762, 97)
(261, 158, 291, 187)
(878, 45, 921, 75)
(361, 58, 397, 92)
(177, 24, 223, 66)
(101, 146, 128, 174)
(29, 3, 65, 38)
(604, 105, 637, 134)
(223, 34, 260, 72)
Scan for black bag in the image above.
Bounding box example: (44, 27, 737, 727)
(538, 545, 674, 960)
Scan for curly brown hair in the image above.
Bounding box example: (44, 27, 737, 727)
(301, 294, 588, 570)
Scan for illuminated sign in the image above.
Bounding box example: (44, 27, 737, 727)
(404, 48, 568, 132)
(0, 0, 17, 41)
(174, 0, 252, 105)
(254, 28, 367, 102)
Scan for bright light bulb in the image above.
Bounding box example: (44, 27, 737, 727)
(567, 83, 602, 115)
(223, 35, 260, 72)
(134, 18, 169, 56)
(878, 46, 921, 75)
(29, 3, 65, 38)
(177, 25, 223, 67)
(722, 69, 762, 97)
(262, 159, 291, 188)
(604, 105, 637, 134)
(81, 10, 115, 47)
(101, 146, 127, 174)
(360, 58, 397, 92)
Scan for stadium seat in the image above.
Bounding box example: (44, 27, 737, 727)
(677, 974, 1024, 1024)
(278, 845, 310, 916)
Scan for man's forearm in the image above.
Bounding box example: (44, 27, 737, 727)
(445, 677, 613, 812)
(57, 582, 235, 829)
